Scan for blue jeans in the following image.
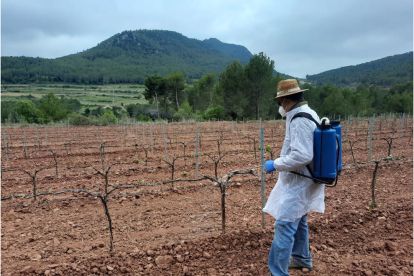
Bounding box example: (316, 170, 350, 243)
(268, 214, 312, 276)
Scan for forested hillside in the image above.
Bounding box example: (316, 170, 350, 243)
(306, 52, 413, 87)
(1, 30, 257, 84)
(2, 56, 412, 125)
(1, 29, 412, 125)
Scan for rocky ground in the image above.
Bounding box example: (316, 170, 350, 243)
(1, 123, 412, 275)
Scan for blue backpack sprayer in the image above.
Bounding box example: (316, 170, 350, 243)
(265, 113, 342, 187)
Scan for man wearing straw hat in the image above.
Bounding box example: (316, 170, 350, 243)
(263, 79, 324, 276)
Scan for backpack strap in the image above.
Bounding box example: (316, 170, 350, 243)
(290, 112, 320, 127)
(289, 112, 322, 182)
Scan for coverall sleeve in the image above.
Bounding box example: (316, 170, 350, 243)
(273, 118, 314, 172)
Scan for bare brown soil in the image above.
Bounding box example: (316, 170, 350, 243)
(1, 119, 413, 275)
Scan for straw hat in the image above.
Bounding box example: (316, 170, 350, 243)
(276, 79, 309, 98)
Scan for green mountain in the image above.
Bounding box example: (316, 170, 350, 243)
(202, 38, 253, 61)
(2, 30, 257, 84)
(306, 52, 413, 87)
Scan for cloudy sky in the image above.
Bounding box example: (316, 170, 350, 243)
(2, 0, 413, 78)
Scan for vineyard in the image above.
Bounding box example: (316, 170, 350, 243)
(1, 116, 413, 276)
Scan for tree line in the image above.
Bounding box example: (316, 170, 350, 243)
(2, 94, 82, 124)
(304, 81, 413, 117)
(136, 52, 412, 121)
(139, 52, 283, 121)
(2, 52, 412, 125)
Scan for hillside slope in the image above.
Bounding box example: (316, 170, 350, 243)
(306, 52, 413, 87)
(1, 30, 254, 84)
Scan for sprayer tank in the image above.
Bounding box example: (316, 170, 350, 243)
(313, 120, 337, 179)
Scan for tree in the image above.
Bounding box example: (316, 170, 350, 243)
(186, 85, 199, 113)
(244, 52, 275, 119)
(369, 85, 387, 111)
(217, 61, 247, 119)
(83, 108, 91, 117)
(60, 97, 81, 112)
(265, 74, 285, 118)
(144, 74, 166, 119)
(319, 85, 346, 117)
(384, 81, 413, 113)
(1, 101, 18, 123)
(385, 92, 413, 113)
(352, 85, 374, 116)
(91, 106, 105, 116)
(15, 100, 40, 123)
(166, 71, 186, 110)
(112, 106, 123, 118)
(198, 73, 217, 107)
(187, 73, 217, 113)
(38, 93, 67, 122)
(302, 83, 321, 114)
(125, 103, 158, 119)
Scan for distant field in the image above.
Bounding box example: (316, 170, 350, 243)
(1, 84, 148, 108)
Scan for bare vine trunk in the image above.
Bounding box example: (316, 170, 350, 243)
(32, 175, 37, 202)
(370, 161, 381, 208)
(348, 140, 356, 165)
(221, 188, 226, 234)
(99, 196, 114, 251)
(388, 139, 393, 156)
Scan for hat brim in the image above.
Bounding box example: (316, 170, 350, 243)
(275, 88, 309, 99)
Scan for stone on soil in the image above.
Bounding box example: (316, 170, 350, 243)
(155, 255, 174, 269)
(203, 251, 212, 259)
(53, 238, 60, 246)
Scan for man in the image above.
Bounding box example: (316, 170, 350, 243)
(263, 79, 325, 276)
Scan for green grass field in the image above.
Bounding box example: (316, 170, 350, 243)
(1, 84, 148, 108)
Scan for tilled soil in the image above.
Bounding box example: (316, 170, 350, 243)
(1, 123, 412, 275)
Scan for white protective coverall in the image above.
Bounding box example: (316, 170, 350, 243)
(263, 103, 325, 222)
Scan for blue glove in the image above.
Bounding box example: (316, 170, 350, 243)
(265, 160, 275, 173)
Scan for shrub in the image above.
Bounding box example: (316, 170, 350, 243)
(154, 118, 168, 124)
(173, 99, 194, 121)
(69, 114, 95, 126)
(204, 105, 224, 120)
(100, 109, 117, 125)
(136, 114, 153, 122)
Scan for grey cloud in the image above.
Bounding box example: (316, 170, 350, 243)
(1, 0, 412, 78)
